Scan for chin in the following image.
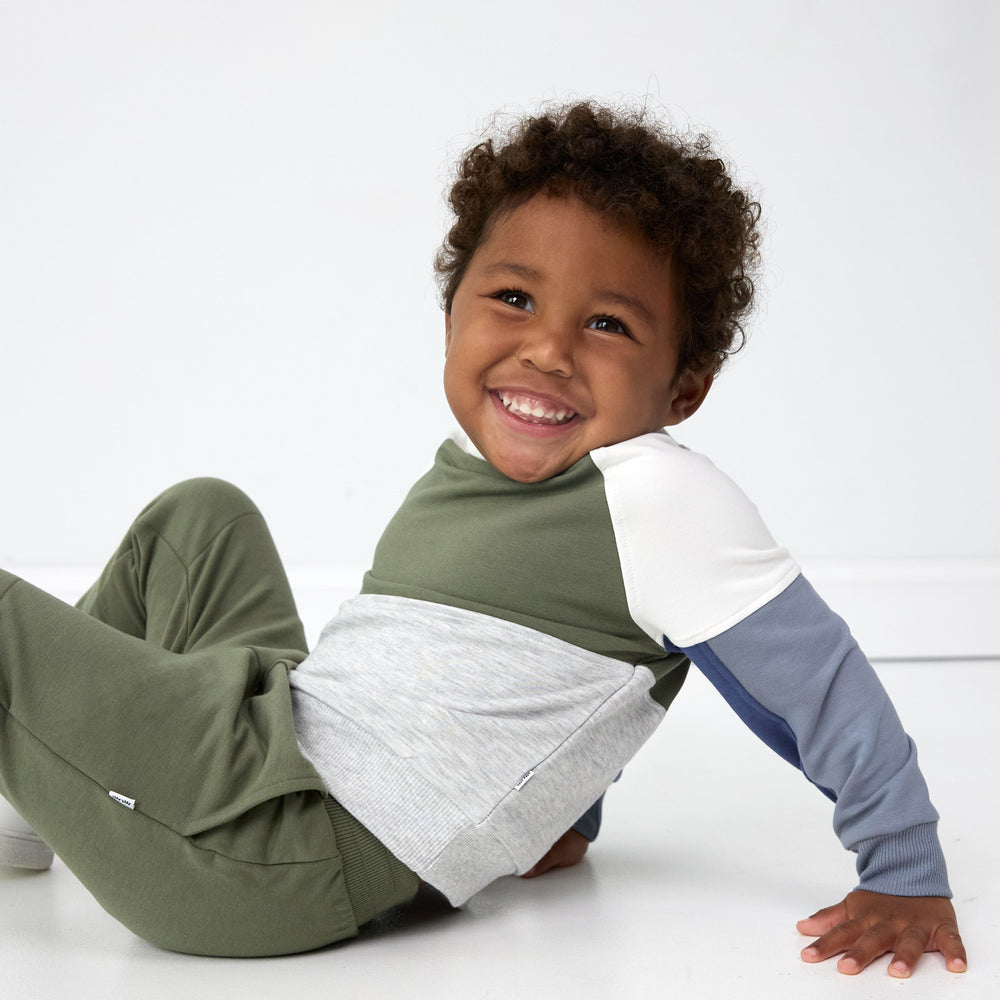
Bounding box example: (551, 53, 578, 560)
(494, 456, 566, 483)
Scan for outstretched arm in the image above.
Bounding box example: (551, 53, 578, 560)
(592, 437, 966, 975)
(662, 576, 966, 974)
(798, 890, 966, 977)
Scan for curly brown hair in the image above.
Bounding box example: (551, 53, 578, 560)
(434, 101, 761, 376)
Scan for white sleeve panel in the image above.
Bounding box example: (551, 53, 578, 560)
(591, 432, 800, 647)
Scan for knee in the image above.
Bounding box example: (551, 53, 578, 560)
(158, 477, 257, 514)
(137, 478, 262, 543)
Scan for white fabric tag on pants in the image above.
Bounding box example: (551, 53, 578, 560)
(109, 790, 136, 810)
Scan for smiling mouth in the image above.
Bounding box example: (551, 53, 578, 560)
(496, 390, 577, 425)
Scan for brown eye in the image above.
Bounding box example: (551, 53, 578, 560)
(588, 315, 629, 336)
(496, 289, 534, 312)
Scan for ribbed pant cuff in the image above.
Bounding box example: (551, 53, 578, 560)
(323, 798, 419, 927)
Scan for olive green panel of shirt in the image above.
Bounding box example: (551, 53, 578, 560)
(362, 440, 688, 711)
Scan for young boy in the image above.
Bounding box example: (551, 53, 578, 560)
(0, 102, 966, 976)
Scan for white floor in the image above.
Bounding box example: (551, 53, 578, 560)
(2, 659, 996, 1000)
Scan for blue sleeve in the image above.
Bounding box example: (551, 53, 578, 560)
(664, 574, 951, 898)
(572, 794, 604, 842)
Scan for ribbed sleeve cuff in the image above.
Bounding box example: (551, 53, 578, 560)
(853, 821, 952, 897)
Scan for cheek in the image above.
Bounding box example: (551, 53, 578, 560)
(442, 355, 458, 397)
(621, 368, 677, 429)
(442, 351, 472, 408)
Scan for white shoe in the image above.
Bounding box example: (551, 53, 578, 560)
(0, 795, 54, 870)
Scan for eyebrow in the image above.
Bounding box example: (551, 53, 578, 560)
(595, 289, 655, 327)
(482, 262, 657, 326)
(481, 262, 544, 282)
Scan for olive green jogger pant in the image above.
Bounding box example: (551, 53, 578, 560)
(0, 479, 417, 956)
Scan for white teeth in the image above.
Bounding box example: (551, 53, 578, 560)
(498, 391, 575, 425)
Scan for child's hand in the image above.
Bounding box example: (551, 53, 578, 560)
(520, 829, 589, 878)
(797, 890, 966, 977)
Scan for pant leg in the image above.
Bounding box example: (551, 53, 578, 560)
(75, 477, 308, 656)
(0, 567, 360, 955)
(1, 481, 416, 956)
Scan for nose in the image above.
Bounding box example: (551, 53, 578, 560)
(516, 319, 575, 377)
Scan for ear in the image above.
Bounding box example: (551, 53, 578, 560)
(444, 312, 452, 356)
(661, 369, 714, 426)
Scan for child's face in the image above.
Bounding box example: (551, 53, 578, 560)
(443, 195, 711, 482)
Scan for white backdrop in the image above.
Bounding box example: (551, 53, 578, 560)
(2, 2, 998, 641)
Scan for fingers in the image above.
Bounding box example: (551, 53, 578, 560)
(520, 830, 590, 879)
(885, 919, 967, 977)
(799, 915, 874, 970)
(934, 922, 968, 974)
(883, 924, 932, 978)
(795, 900, 846, 937)
(803, 921, 922, 976)
(520, 858, 552, 879)
(520, 844, 564, 878)
(798, 892, 968, 977)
